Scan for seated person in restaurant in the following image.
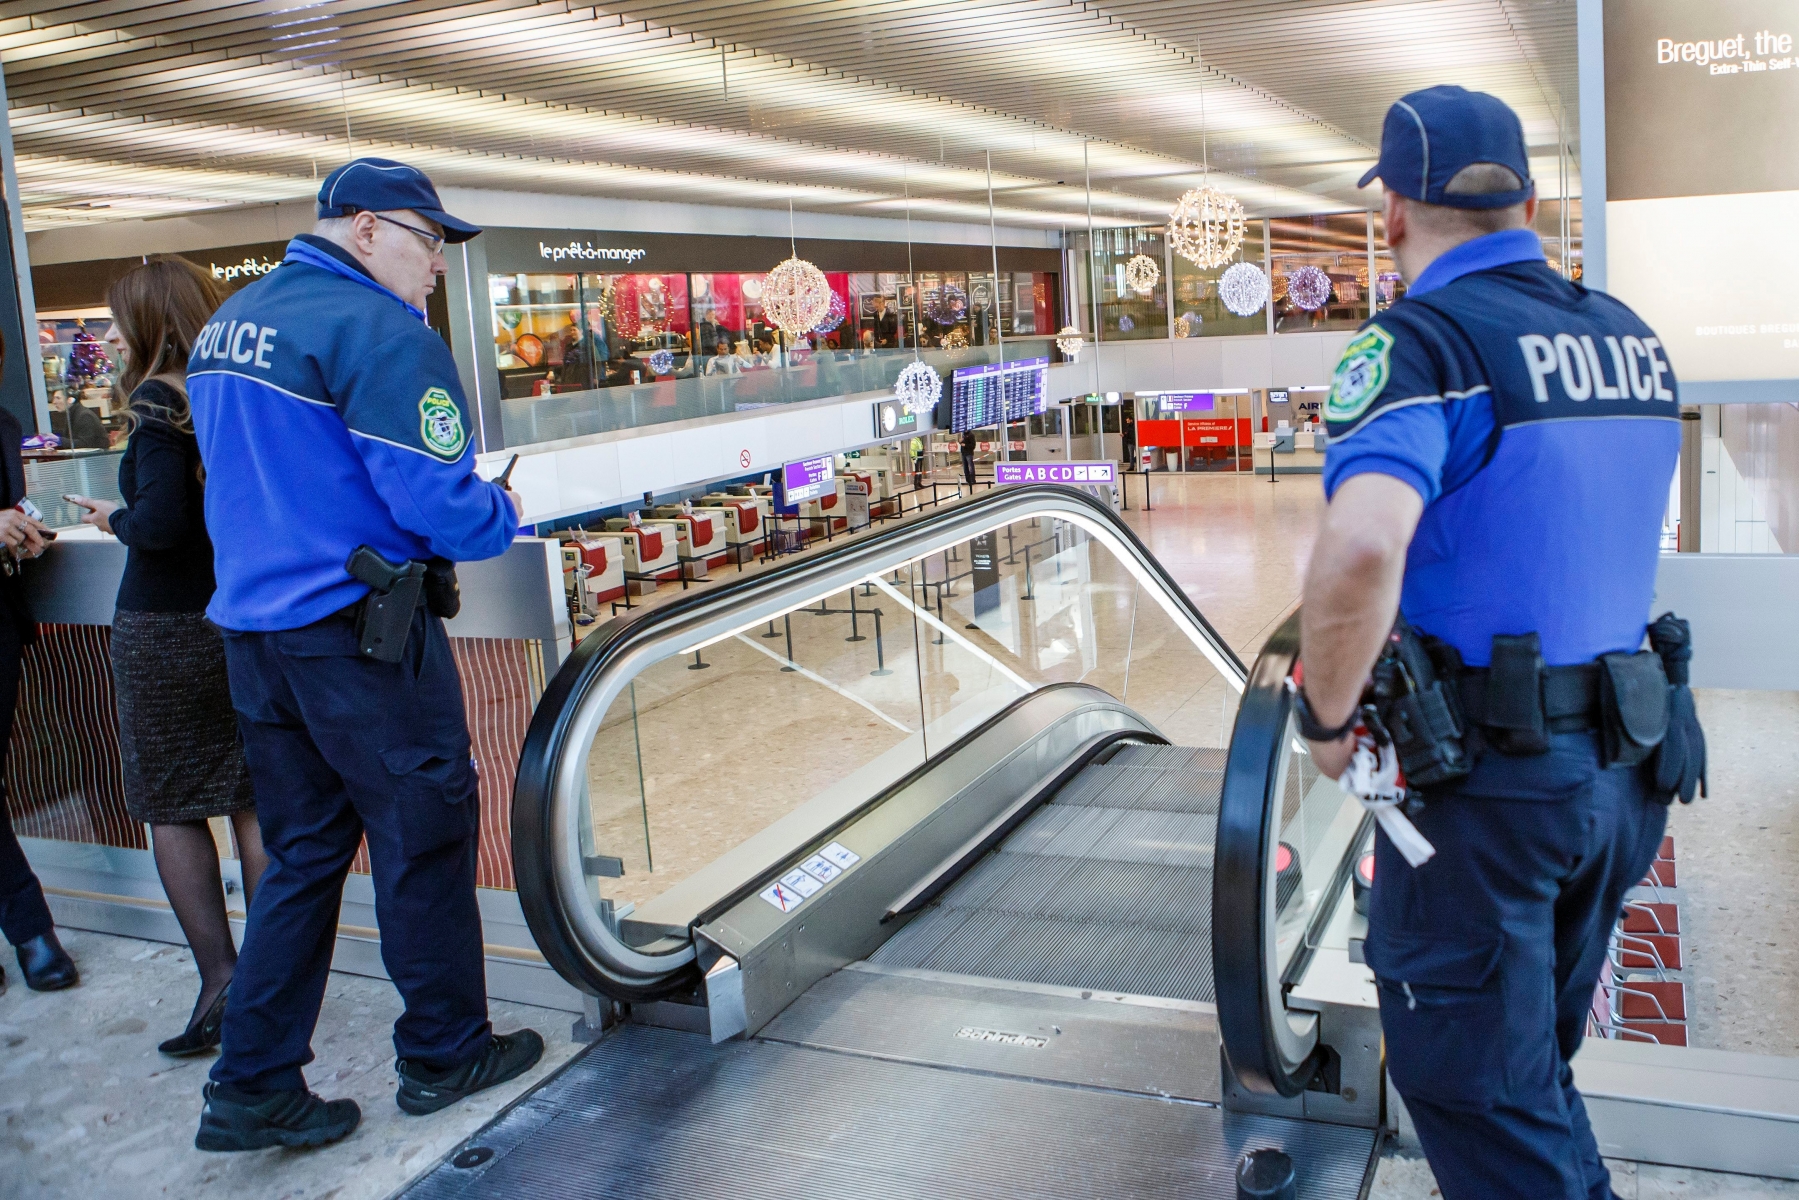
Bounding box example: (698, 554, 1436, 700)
(695, 311, 735, 359)
(704, 341, 754, 376)
(48, 388, 110, 450)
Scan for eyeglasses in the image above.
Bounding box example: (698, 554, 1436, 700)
(373, 213, 446, 254)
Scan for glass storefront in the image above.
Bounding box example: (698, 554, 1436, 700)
(488, 266, 1061, 402)
(1171, 219, 1270, 338)
(1269, 213, 1372, 333)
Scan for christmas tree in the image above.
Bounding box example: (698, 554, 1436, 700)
(65, 327, 111, 388)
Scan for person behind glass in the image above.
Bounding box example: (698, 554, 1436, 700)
(868, 294, 900, 349)
(48, 386, 109, 450)
(959, 429, 977, 489)
(0, 333, 76, 994)
(73, 258, 268, 1057)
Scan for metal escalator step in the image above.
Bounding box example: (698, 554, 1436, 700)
(1002, 803, 1129, 859)
(1061, 767, 1222, 814)
(1108, 743, 1204, 769)
(941, 855, 1214, 934)
(872, 904, 977, 968)
(397, 1024, 1377, 1200)
(1084, 809, 1216, 865)
(903, 908, 1216, 1001)
(1052, 762, 1129, 806)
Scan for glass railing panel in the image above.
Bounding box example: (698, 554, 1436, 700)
(1269, 716, 1360, 979)
(575, 569, 930, 928)
(519, 485, 1247, 996)
(497, 339, 1056, 448)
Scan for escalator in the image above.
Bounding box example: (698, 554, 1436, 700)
(403, 484, 1383, 1200)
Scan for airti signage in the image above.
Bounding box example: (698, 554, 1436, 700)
(994, 461, 1118, 486)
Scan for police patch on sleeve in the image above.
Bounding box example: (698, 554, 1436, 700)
(1325, 326, 1395, 423)
(419, 387, 467, 460)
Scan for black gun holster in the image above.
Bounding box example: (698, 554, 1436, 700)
(343, 548, 460, 664)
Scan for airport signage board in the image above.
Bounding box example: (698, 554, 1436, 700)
(993, 461, 1118, 486)
(1158, 392, 1216, 412)
(781, 454, 835, 503)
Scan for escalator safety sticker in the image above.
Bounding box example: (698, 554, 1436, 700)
(800, 855, 841, 883)
(781, 869, 823, 899)
(820, 842, 860, 869)
(761, 881, 805, 912)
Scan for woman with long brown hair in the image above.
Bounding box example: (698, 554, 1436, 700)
(71, 257, 267, 1055)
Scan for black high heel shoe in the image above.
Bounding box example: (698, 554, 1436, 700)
(160, 984, 229, 1056)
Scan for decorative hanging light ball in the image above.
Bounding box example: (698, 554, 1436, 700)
(811, 291, 847, 334)
(1054, 325, 1085, 358)
(894, 360, 942, 415)
(942, 326, 971, 349)
(1124, 254, 1162, 296)
(1287, 265, 1332, 312)
(1218, 262, 1270, 317)
(1167, 185, 1248, 269)
(646, 348, 675, 376)
(1117, 314, 1135, 333)
(1175, 313, 1200, 337)
(922, 284, 969, 327)
(761, 257, 831, 333)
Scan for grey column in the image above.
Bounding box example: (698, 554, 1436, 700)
(0, 58, 47, 433)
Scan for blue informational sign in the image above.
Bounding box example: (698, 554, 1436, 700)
(1158, 392, 1216, 412)
(993, 461, 1118, 486)
(949, 357, 1050, 432)
(781, 454, 836, 503)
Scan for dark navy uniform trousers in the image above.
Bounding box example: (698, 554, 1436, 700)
(211, 608, 489, 1094)
(1368, 733, 1667, 1200)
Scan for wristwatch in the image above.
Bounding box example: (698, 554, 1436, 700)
(1292, 683, 1360, 742)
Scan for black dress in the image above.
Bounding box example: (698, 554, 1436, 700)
(108, 380, 254, 824)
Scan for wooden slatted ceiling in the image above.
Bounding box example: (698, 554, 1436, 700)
(0, 0, 1576, 231)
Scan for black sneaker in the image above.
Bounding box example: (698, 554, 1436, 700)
(395, 1029, 545, 1116)
(194, 1082, 361, 1152)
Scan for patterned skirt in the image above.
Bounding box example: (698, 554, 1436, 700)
(112, 609, 255, 825)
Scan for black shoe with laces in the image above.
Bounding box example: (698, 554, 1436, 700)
(194, 1082, 361, 1152)
(395, 1029, 545, 1116)
(160, 985, 229, 1057)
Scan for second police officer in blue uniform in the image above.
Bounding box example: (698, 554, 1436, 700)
(1295, 89, 1705, 1198)
(187, 159, 544, 1151)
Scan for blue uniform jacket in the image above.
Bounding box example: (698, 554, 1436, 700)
(190, 236, 515, 632)
(1322, 229, 1680, 667)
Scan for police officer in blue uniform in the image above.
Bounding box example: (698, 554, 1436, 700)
(187, 159, 542, 1151)
(1294, 88, 1702, 1198)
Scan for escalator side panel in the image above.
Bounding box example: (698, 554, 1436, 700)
(398, 1024, 1378, 1200)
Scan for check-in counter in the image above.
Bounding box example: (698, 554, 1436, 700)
(603, 519, 681, 591)
(560, 533, 625, 616)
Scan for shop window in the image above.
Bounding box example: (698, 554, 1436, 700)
(1170, 218, 1270, 338)
(1269, 213, 1372, 333)
(1087, 227, 1168, 342)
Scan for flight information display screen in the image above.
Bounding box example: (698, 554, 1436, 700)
(949, 357, 1050, 431)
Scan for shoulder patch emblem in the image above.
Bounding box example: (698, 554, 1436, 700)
(1325, 326, 1395, 423)
(419, 387, 467, 460)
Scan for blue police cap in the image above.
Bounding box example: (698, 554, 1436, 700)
(1357, 86, 1534, 210)
(316, 157, 481, 243)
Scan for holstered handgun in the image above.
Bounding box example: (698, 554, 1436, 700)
(346, 546, 426, 663)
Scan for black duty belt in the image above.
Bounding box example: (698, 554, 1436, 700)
(1458, 662, 1602, 733)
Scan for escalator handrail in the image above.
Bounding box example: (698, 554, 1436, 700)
(512, 483, 1247, 1002)
(1213, 609, 1321, 1097)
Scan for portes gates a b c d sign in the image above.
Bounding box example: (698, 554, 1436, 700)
(993, 461, 1118, 486)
